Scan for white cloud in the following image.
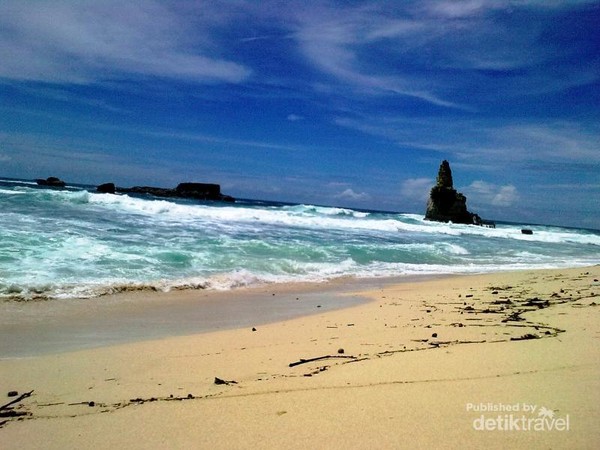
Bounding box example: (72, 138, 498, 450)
(400, 178, 433, 202)
(334, 188, 370, 201)
(464, 181, 519, 207)
(492, 185, 519, 207)
(0, 1, 250, 84)
(287, 114, 304, 122)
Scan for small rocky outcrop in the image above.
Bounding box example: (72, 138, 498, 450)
(425, 161, 481, 225)
(97, 182, 234, 202)
(175, 183, 223, 200)
(96, 182, 116, 194)
(35, 177, 66, 187)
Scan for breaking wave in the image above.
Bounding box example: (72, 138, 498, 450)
(1, 180, 599, 301)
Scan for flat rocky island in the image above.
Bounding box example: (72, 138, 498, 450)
(97, 182, 235, 202)
(33, 176, 234, 202)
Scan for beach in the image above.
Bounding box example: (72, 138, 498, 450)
(2, 2, 599, 448)
(1, 266, 598, 449)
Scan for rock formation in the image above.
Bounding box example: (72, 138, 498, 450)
(425, 160, 481, 225)
(96, 182, 116, 194)
(175, 183, 222, 199)
(32, 176, 234, 202)
(97, 182, 234, 202)
(35, 177, 66, 187)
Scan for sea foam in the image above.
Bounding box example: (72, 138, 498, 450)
(1, 180, 599, 301)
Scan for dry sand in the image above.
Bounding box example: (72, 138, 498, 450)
(1, 266, 599, 449)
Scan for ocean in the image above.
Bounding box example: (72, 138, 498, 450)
(1, 177, 599, 302)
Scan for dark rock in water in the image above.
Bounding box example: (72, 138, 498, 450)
(96, 181, 235, 202)
(36, 177, 66, 187)
(125, 186, 175, 197)
(176, 182, 220, 199)
(425, 161, 481, 225)
(175, 183, 235, 202)
(97, 182, 116, 194)
(521, 229, 533, 235)
(220, 194, 235, 203)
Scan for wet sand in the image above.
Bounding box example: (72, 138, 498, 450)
(1, 266, 599, 448)
(0, 279, 370, 357)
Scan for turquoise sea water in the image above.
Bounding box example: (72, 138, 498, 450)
(1, 177, 599, 301)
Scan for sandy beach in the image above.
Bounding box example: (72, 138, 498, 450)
(1, 266, 599, 449)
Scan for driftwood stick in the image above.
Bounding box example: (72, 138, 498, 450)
(0, 390, 34, 411)
(289, 355, 355, 368)
(0, 410, 29, 418)
(214, 377, 238, 386)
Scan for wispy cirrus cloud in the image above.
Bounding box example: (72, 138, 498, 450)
(335, 115, 600, 169)
(2, 0, 596, 106)
(425, 0, 494, 18)
(287, 0, 599, 110)
(291, 5, 462, 108)
(0, 0, 250, 84)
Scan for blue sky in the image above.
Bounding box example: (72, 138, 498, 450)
(0, 1, 598, 229)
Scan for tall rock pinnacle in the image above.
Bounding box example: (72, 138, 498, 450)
(425, 160, 481, 225)
(436, 160, 453, 189)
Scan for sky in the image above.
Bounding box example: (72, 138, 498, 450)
(0, 0, 598, 229)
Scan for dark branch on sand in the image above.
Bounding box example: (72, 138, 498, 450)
(289, 355, 356, 367)
(0, 390, 34, 413)
(0, 390, 34, 426)
(214, 377, 238, 386)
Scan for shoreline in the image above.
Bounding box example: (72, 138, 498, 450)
(1, 266, 599, 448)
(0, 273, 444, 358)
